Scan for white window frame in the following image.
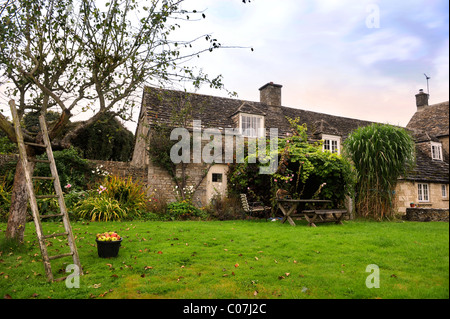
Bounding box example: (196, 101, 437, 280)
(322, 134, 341, 155)
(239, 113, 265, 138)
(442, 184, 448, 198)
(431, 142, 443, 161)
(417, 183, 430, 202)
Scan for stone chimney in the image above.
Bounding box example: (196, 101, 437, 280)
(415, 89, 429, 111)
(259, 82, 282, 106)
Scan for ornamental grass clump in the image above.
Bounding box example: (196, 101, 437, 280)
(74, 175, 149, 221)
(344, 123, 415, 220)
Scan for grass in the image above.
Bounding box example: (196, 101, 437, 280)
(0, 219, 448, 299)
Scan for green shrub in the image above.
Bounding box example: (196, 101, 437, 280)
(34, 147, 94, 192)
(166, 201, 207, 221)
(73, 196, 128, 221)
(71, 112, 134, 161)
(101, 175, 147, 218)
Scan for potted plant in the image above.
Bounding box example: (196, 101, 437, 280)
(96, 232, 122, 258)
(410, 202, 415, 208)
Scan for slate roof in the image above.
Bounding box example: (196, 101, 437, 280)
(404, 101, 449, 183)
(142, 86, 373, 140)
(141, 86, 449, 184)
(401, 145, 449, 183)
(407, 101, 449, 138)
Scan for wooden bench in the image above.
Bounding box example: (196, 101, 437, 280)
(240, 194, 271, 220)
(302, 209, 348, 227)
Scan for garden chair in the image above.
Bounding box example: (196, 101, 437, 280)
(240, 194, 271, 220)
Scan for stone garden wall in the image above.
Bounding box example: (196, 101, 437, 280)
(403, 208, 449, 222)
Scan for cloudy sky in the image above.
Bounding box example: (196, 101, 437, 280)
(1, 0, 448, 132)
(168, 0, 449, 129)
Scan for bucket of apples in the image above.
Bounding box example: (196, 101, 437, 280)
(96, 231, 122, 258)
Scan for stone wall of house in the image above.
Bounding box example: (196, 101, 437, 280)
(395, 181, 449, 214)
(147, 161, 209, 205)
(90, 159, 147, 184)
(403, 207, 449, 222)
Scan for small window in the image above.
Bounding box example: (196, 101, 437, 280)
(431, 142, 443, 161)
(212, 173, 223, 183)
(240, 113, 264, 138)
(442, 185, 448, 198)
(322, 134, 341, 155)
(418, 183, 429, 202)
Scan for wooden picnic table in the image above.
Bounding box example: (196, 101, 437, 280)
(277, 199, 347, 227)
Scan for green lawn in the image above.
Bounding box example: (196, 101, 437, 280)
(0, 219, 448, 299)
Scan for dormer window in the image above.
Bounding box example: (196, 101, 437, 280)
(240, 113, 265, 138)
(322, 134, 341, 155)
(431, 142, 443, 161)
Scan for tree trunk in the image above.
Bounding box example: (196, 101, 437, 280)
(5, 156, 36, 243)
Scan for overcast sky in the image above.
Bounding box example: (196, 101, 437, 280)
(1, 0, 448, 133)
(167, 0, 449, 130)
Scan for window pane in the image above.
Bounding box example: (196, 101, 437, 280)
(241, 115, 264, 137)
(332, 140, 338, 153)
(423, 184, 429, 201)
(418, 184, 423, 201)
(212, 173, 223, 183)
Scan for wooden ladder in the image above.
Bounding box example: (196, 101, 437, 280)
(9, 100, 82, 282)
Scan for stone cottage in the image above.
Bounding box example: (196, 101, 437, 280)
(395, 90, 449, 213)
(131, 83, 373, 206)
(131, 83, 449, 213)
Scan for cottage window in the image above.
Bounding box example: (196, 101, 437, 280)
(418, 183, 429, 202)
(431, 142, 443, 161)
(240, 113, 264, 138)
(322, 134, 341, 155)
(212, 173, 223, 183)
(442, 185, 448, 198)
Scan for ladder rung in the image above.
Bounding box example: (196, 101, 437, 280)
(32, 176, 55, 180)
(48, 252, 74, 260)
(42, 232, 68, 239)
(29, 159, 51, 163)
(40, 213, 64, 219)
(36, 195, 59, 199)
(24, 142, 46, 148)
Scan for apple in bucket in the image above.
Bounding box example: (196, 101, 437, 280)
(96, 232, 122, 258)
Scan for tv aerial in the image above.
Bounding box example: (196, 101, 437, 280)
(424, 73, 430, 96)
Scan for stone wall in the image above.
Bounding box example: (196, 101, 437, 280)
(403, 208, 449, 222)
(89, 159, 147, 184)
(0, 153, 147, 185)
(395, 181, 449, 214)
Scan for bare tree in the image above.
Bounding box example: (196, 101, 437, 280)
(0, 0, 248, 242)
